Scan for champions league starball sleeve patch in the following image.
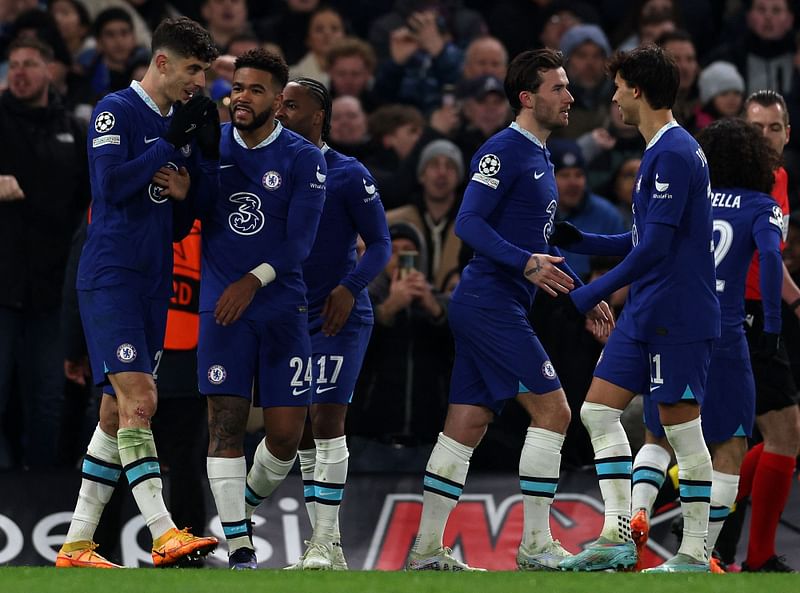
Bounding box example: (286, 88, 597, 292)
(94, 111, 116, 134)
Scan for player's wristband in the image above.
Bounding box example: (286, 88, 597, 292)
(790, 297, 800, 311)
(249, 263, 276, 287)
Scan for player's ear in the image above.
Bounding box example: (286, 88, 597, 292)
(518, 90, 535, 110)
(154, 52, 169, 74)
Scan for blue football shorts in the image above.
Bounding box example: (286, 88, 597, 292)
(644, 333, 754, 441)
(309, 319, 372, 405)
(448, 300, 561, 414)
(198, 308, 311, 407)
(78, 287, 168, 395)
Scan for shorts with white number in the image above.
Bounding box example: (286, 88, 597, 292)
(644, 333, 754, 440)
(596, 329, 713, 429)
(310, 321, 372, 405)
(198, 310, 311, 407)
(78, 287, 167, 395)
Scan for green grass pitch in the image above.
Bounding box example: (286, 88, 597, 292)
(2, 568, 799, 593)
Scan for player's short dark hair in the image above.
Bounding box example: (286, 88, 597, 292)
(696, 117, 778, 194)
(292, 77, 333, 141)
(8, 37, 54, 62)
(745, 89, 790, 126)
(235, 48, 289, 90)
(151, 17, 219, 63)
(504, 48, 565, 115)
(93, 7, 132, 38)
(608, 44, 679, 110)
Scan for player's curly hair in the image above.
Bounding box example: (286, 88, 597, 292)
(235, 48, 289, 91)
(695, 117, 779, 194)
(504, 48, 565, 115)
(151, 17, 218, 63)
(608, 44, 679, 110)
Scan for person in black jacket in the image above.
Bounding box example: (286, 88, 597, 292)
(0, 37, 89, 469)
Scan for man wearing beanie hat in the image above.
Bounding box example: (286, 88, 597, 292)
(549, 139, 626, 279)
(387, 139, 464, 292)
(555, 23, 614, 140)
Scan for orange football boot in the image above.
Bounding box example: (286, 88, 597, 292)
(630, 509, 650, 571)
(151, 528, 218, 567)
(55, 541, 122, 568)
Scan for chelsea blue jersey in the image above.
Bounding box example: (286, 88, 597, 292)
(303, 146, 390, 329)
(618, 122, 720, 343)
(452, 123, 559, 311)
(711, 188, 783, 340)
(78, 81, 205, 298)
(200, 122, 326, 319)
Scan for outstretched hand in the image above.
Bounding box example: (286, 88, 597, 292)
(523, 254, 575, 296)
(586, 300, 615, 339)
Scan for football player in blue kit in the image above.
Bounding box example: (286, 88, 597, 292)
(628, 118, 784, 572)
(196, 50, 327, 570)
(275, 78, 391, 570)
(553, 45, 720, 573)
(407, 48, 613, 572)
(58, 18, 220, 568)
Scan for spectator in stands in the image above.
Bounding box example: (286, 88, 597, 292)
(657, 30, 699, 129)
(449, 74, 511, 164)
(616, 2, 678, 51)
(201, 0, 251, 52)
(225, 32, 259, 57)
(374, 5, 464, 113)
(257, 0, 319, 65)
(386, 138, 464, 291)
(549, 139, 627, 279)
(125, 0, 177, 36)
(602, 156, 641, 228)
(368, 0, 485, 61)
(538, 1, 592, 51)
(349, 220, 452, 455)
(554, 23, 613, 140)
(583, 103, 645, 197)
(327, 36, 380, 112)
(2, 8, 93, 120)
(50, 0, 94, 64)
(707, 0, 795, 96)
(0, 37, 89, 469)
(461, 35, 507, 80)
(694, 61, 745, 130)
(363, 103, 427, 209)
(79, 7, 148, 100)
(329, 95, 370, 159)
(289, 5, 345, 88)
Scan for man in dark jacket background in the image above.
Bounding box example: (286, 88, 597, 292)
(0, 37, 89, 469)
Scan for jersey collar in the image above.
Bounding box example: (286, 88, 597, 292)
(321, 142, 330, 154)
(130, 80, 173, 117)
(509, 121, 545, 149)
(645, 120, 679, 151)
(233, 120, 283, 149)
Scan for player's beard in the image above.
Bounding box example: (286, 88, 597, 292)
(231, 104, 274, 131)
